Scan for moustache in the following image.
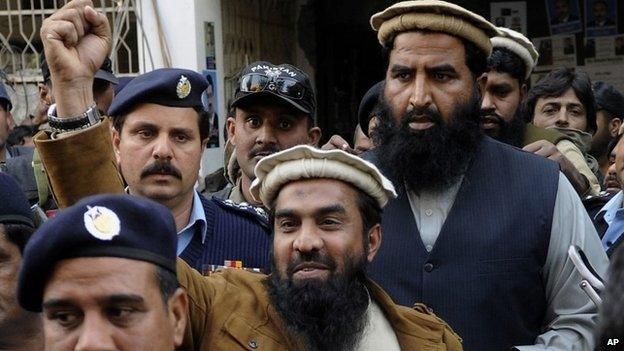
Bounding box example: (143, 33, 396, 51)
(248, 145, 281, 159)
(286, 251, 338, 278)
(140, 161, 182, 180)
(400, 107, 444, 128)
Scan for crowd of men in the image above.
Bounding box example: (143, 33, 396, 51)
(2, 0, 624, 350)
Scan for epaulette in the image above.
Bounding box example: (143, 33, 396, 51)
(214, 198, 269, 227)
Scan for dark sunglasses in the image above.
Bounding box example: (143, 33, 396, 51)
(239, 73, 305, 100)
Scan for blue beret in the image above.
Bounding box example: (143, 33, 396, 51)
(17, 194, 177, 312)
(0, 173, 33, 227)
(594, 81, 624, 118)
(0, 81, 11, 110)
(108, 68, 207, 116)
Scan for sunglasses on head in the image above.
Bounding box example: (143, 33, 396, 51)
(239, 73, 305, 100)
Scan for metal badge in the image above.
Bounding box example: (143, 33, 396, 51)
(176, 75, 191, 99)
(83, 206, 121, 241)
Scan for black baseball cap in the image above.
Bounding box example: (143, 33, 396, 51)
(231, 61, 316, 119)
(41, 55, 119, 85)
(358, 81, 384, 137)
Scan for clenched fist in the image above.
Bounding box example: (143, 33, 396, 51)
(40, 0, 111, 117)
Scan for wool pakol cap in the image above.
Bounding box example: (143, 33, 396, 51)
(371, 0, 499, 56)
(108, 68, 207, 116)
(17, 194, 177, 312)
(250, 145, 397, 209)
(491, 27, 538, 79)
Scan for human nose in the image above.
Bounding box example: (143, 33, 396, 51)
(74, 314, 116, 351)
(555, 110, 569, 128)
(152, 133, 173, 161)
(292, 222, 323, 254)
(408, 74, 432, 111)
(255, 123, 277, 146)
(481, 91, 495, 112)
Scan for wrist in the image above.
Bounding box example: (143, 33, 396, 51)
(52, 80, 94, 118)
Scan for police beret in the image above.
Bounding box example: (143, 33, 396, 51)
(370, 0, 499, 57)
(358, 81, 384, 137)
(0, 173, 33, 227)
(108, 68, 207, 116)
(0, 81, 11, 110)
(250, 145, 397, 209)
(18, 194, 177, 312)
(594, 81, 624, 118)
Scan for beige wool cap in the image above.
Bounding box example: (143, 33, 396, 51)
(371, 0, 499, 56)
(250, 145, 397, 209)
(491, 27, 539, 79)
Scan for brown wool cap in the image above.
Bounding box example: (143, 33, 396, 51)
(250, 145, 397, 209)
(371, 0, 499, 56)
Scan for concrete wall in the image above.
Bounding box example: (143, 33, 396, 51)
(136, 0, 225, 176)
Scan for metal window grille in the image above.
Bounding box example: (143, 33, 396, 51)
(0, 0, 140, 121)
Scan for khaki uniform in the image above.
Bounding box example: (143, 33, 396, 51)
(177, 259, 463, 351)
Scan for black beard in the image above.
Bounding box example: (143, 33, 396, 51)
(372, 88, 483, 193)
(481, 109, 526, 148)
(266, 250, 370, 351)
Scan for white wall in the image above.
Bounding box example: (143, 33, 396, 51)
(136, 0, 225, 176)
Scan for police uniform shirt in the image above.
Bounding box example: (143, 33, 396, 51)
(177, 191, 208, 255)
(595, 190, 624, 251)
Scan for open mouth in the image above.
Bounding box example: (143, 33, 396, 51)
(481, 115, 501, 130)
(292, 262, 329, 279)
(407, 115, 436, 131)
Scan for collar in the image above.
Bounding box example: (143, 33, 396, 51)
(125, 187, 208, 242)
(597, 190, 624, 224)
(179, 191, 208, 243)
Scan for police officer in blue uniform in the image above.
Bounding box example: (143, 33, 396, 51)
(34, 65, 271, 273)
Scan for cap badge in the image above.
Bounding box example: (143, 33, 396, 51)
(176, 75, 191, 99)
(83, 206, 121, 241)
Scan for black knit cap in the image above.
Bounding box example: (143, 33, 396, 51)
(358, 81, 384, 137)
(593, 81, 624, 119)
(0, 173, 33, 227)
(17, 193, 177, 312)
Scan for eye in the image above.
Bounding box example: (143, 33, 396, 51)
(107, 307, 136, 324)
(393, 71, 411, 82)
(319, 218, 341, 230)
(277, 219, 298, 232)
(49, 311, 82, 328)
(246, 115, 262, 128)
(278, 119, 293, 130)
(137, 129, 154, 139)
(173, 133, 190, 143)
(432, 72, 451, 82)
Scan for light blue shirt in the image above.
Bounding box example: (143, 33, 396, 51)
(596, 190, 624, 251)
(176, 191, 207, 255)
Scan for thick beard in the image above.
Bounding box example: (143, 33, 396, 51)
(266, 250, 370, 351)
(482, 109, 526, 148)
(372, 87, 484, 193)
